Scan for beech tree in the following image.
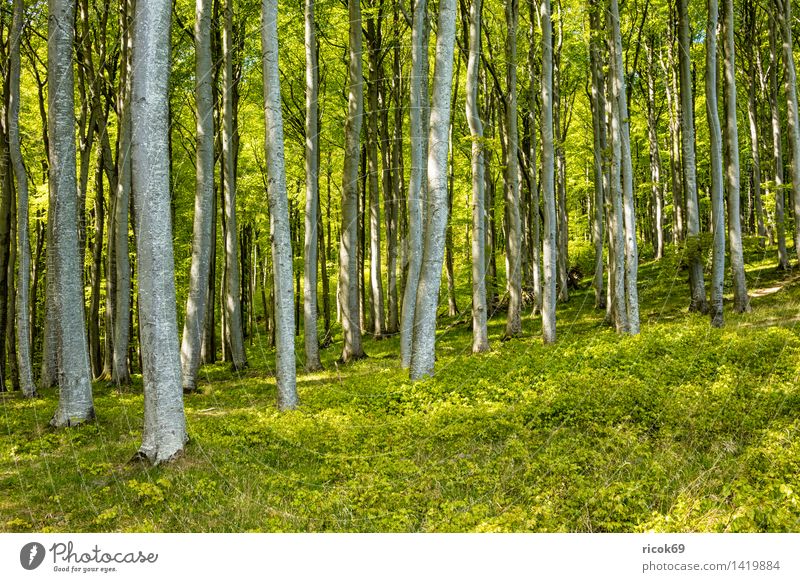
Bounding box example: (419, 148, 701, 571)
(222, 0, 246, 370)
(130, 0, 187, 462)
(303, 0, 323, 371)
(48, 0, 94, 427)
(466, 0, 489, 353)
(609, 0, 639, 334)
(181, 0, 216, 392)
(9, 0, 35, 397)
(678, 0, 707, 313)
(262, 0, 298, 409)
(722, 0, 749, 313)
(400, 0, 429, 369)
(707, 0, 726, 328)
(527, 0, 542, 315)
(540, 0, 557, 345)
(409, 0, 457, 380)
(589, 0, 606, 309)
(339, 0, 366, 363)
(112, 0, 132, 387)
(768, 16, 788, 270)
(773, 0, 800, 263)
(504, 0, 523, 338)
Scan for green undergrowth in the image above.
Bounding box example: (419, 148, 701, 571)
(2, 243, 800, 532)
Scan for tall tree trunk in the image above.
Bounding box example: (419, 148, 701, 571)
(400, 0, 428, 368)
(553, 4, 568, 303)
(262, 0, 299, 408)
(367, 12, 385, 339)
(180, 0, 216, 391)
(409, 0, 457, 380)
(540, 0, 557, 344)
(645, 39, 664, 260)
(130, 0, 188, 463)
(746, 42, 765, 243)
(340, 0, 366, 363)
(678, 0, 708, 312)
(466, 0, 489, 353)
(0, 78, 10, 388)
(768, 18, 789, 270)
(49, 0, 94, 426)
(662, 24, 684, 243)
(9, 0, 36, 397)
(99, 112, 117, 382)
(706, 0, 726, 328)
(528, 0, 542, 315)
(113, 0, 132, 386)
(6, 177, 18, 392)
(303, 0, 323, 370)
(222, 0, 246, 370)
(88, 155, 104, 376)
(610, 0, 640, 334)
(387, 1, 403, 334)
(722, 0, 750, 312)
(504, 0, 523, 337)
(589, 0, 606, 309)
(607, 9, 628, 334)
(774, 0, 800, 263)
(445, 59, 459, 319)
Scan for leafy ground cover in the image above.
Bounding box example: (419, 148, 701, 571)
(2, 243, 800, 532)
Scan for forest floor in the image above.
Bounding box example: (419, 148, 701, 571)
(2, 241, 800, 532)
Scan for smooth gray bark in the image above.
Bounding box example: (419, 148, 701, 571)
(466, 0, 489, 353)
(589, 0, 606, 310)
(131, 0, 187, 463)
(504, 0, 523, 337)
(9, 0, 35, 397)
(180, 0, 216, 391)
(722, 0, 750, 313)
(678, 0, 708, 312)
(610, 0, 639, 334)
(747, 63, 766, 241)
(49, 0, 94, 426)
(769, 19, 789, 270)
(262, 0, 298, 409)
(387, 5, 403, 335)
(400, 0, 428, 368)
(367, 15, 385, 339)
(661, 37, 684, 243)
(339, 0, 366, 363)
(540, 0, 556, 344)
(645, 40, 664, 260)
(222, 0, 246, 370)
(607, 12, 628, 334)
(553, 7, 568, 304)
(303, 0, 323, 371)
(774, 0, 800, 263)
(706, 0, 726, 328)
(113, 0, 132, 386)
(528, 0, 542, 315)
(409, 0, 457, 380)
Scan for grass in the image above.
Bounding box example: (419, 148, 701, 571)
(2, 240, 800, 532)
